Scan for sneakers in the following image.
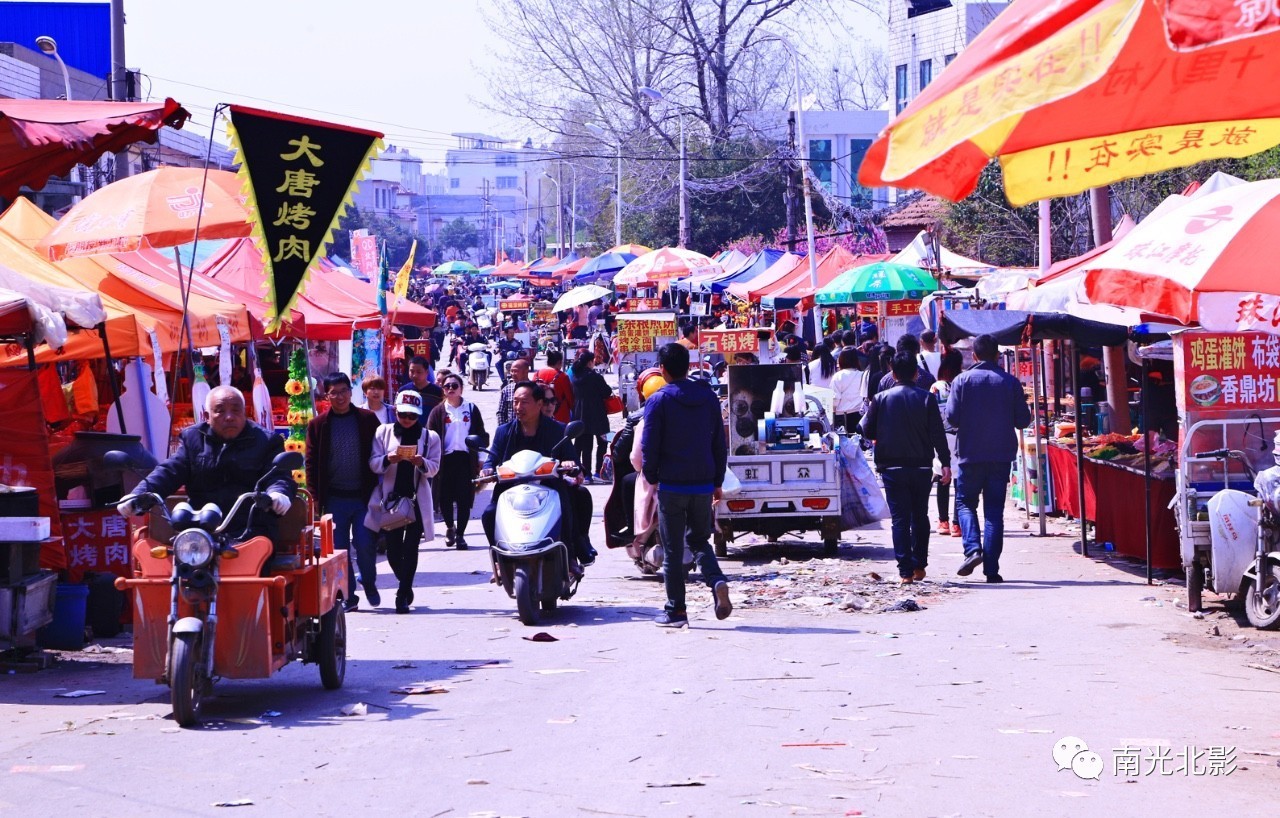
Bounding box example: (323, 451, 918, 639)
(342, 594, 360, 613)
(985, 574, 1004, 584)
(957, 551, 983, 576)
(713, 581, 732, 620)
(936, 521, 951, 536)
(949, 522, 962, 537)
(655, 611, 689, 628)
(455, 534, 469, 551)
(912, 568, 926, 581)
(899, 576, 914, 585)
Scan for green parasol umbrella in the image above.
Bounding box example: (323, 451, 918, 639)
(815, 261, 938, 305)
(434, 260, 479, 276)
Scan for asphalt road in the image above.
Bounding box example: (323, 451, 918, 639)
(3, 369, 1278, 817)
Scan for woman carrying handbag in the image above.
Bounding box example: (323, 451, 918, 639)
(426, 371, 488, 549)
(368, 390, 442, 613)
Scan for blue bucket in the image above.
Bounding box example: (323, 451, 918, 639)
(38, 584, 88, 650)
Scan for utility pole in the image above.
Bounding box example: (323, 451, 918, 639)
(556, 162, 565, 256)
(785, 111, 798, 252)
(678, 115, 688, 248)
(110, 0, 131, 178)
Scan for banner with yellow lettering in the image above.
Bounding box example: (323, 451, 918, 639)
(226, 105, 384, 331)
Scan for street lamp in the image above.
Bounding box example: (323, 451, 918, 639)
(764, 33, 821, 336)
(36, 36, 72, 101)
(541, 172, 563, 257)
(585, 122, 622, 247)
(638, 86, 688, 248)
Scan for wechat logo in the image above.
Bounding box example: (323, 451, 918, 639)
(1053, 736, 1104, 780)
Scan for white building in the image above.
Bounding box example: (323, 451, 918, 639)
(443, 133, 551, 197)
(887, 0, 1008, 115)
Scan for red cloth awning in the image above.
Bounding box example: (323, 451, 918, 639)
(0, 99, 189, 201)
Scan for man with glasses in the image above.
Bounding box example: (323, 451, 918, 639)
(307, 373, 382, 611)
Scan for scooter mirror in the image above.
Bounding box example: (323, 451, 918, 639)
(273, 451, 304, 472)
(465, 434, 487, 452)
(103, 450, 131, 469)
(564, 420, 585, 440)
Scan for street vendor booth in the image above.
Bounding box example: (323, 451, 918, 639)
(938, 308, 1183, 570)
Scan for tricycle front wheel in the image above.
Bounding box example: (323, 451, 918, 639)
(170, 632, 203, 728)
(1245, 558, 1280, 630)
(318, 603, 347, 689)
(1186, 560, 1204, 613)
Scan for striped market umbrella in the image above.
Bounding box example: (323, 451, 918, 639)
(815, 261, 939, 305)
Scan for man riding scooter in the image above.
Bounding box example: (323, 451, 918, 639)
(481, 381, 597, 565)
(117, 386, 297, 567)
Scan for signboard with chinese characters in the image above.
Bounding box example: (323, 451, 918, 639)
(62, 509, 131, 583)
(350, 229, 378, 279)
(885, 299, 921, 317)
(499, 299, 532, 312)
(1174, 331, 1280, 413)
(700, 329, 760, 355)
(616, 312, 677, 354)
(227, 105, 384, 331)
(625, 297, 662, 312)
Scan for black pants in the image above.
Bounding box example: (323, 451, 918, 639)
(577, 433, 607, 476)
(437, 450, 474, 536)
(833, 411, 862, 434)
(936, 476, 956, 524)
(483, 480, 593, 557)
(656, 489, 726, 615)
(385, 508, 424, 603)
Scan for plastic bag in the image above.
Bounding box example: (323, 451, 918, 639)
(837, 435, 888, 526)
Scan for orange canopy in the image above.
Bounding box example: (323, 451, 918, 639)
(0, 225, 159, 362)
(0, 198, 247, 349)
(755, 247, 862, 308)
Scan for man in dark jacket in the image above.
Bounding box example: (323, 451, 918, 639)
(307, 373, 381, 610)
(482, 381, 595, 564)
(860, 353, 950, 583)
(121, 386, 295, 544)
(877, 334, 936, 393)
(641, 342, 732, 627)
(946, 334, 1032, 583)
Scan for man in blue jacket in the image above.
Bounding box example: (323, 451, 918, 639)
(860, 353, 950, 583)
(945, 335, 1032, 582)
(641, 342, 731, 627)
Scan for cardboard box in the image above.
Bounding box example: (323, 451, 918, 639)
(0, 571, 57, 641)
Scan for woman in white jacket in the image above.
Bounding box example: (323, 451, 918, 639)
(369, 390, 441, 613)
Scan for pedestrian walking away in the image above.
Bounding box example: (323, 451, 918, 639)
(427, 372, 488, 550)
(945, 334, 1032, 583)
(369, 390, 442, 613)
(568, 350, 612, 482)
(306, 373, 381, 610)
(930, 348, 965, 537)
(640, 342, 732, 627)
(859, 353, 951, 583)
(829, 347, 867, 433)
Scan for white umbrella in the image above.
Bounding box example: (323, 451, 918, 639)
(552, 284, 611, 313)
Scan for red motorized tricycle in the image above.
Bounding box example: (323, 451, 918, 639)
(113, 451, 348, 727)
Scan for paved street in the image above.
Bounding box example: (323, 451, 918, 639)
(3, 374, 1278, 817)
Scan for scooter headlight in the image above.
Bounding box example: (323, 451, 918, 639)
(507, 485, 549, 517)
(173, 529, 215, 568)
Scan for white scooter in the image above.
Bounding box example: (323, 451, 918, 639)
(467, 342, 491, 391)
(1194, 446, 1280, 628)
(469, 421, 585, 626)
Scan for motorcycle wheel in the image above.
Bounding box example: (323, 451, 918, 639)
(1245, 557, 1280, 629)
(317, 603, 347, 690)
(514, 565, 539, 626)
(1187, 560, 1204, 613)
(169, 632, 203, 728)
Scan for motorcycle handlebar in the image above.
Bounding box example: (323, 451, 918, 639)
(1192, 448, 1243, 461)
(212, 492, 269, 536)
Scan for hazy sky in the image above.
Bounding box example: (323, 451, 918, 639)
(122, 0, 504, 168)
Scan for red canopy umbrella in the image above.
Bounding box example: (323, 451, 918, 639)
(0, 98, 189, 201)
(858, 0, 1280, 206)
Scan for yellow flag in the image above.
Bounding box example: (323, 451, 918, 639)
(393, 240, 416, 301)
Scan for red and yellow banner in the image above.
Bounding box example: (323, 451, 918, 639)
(617, 317, 676, 353)
(1176, 331, 1280, 413)
(699, 328, 760, 355)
